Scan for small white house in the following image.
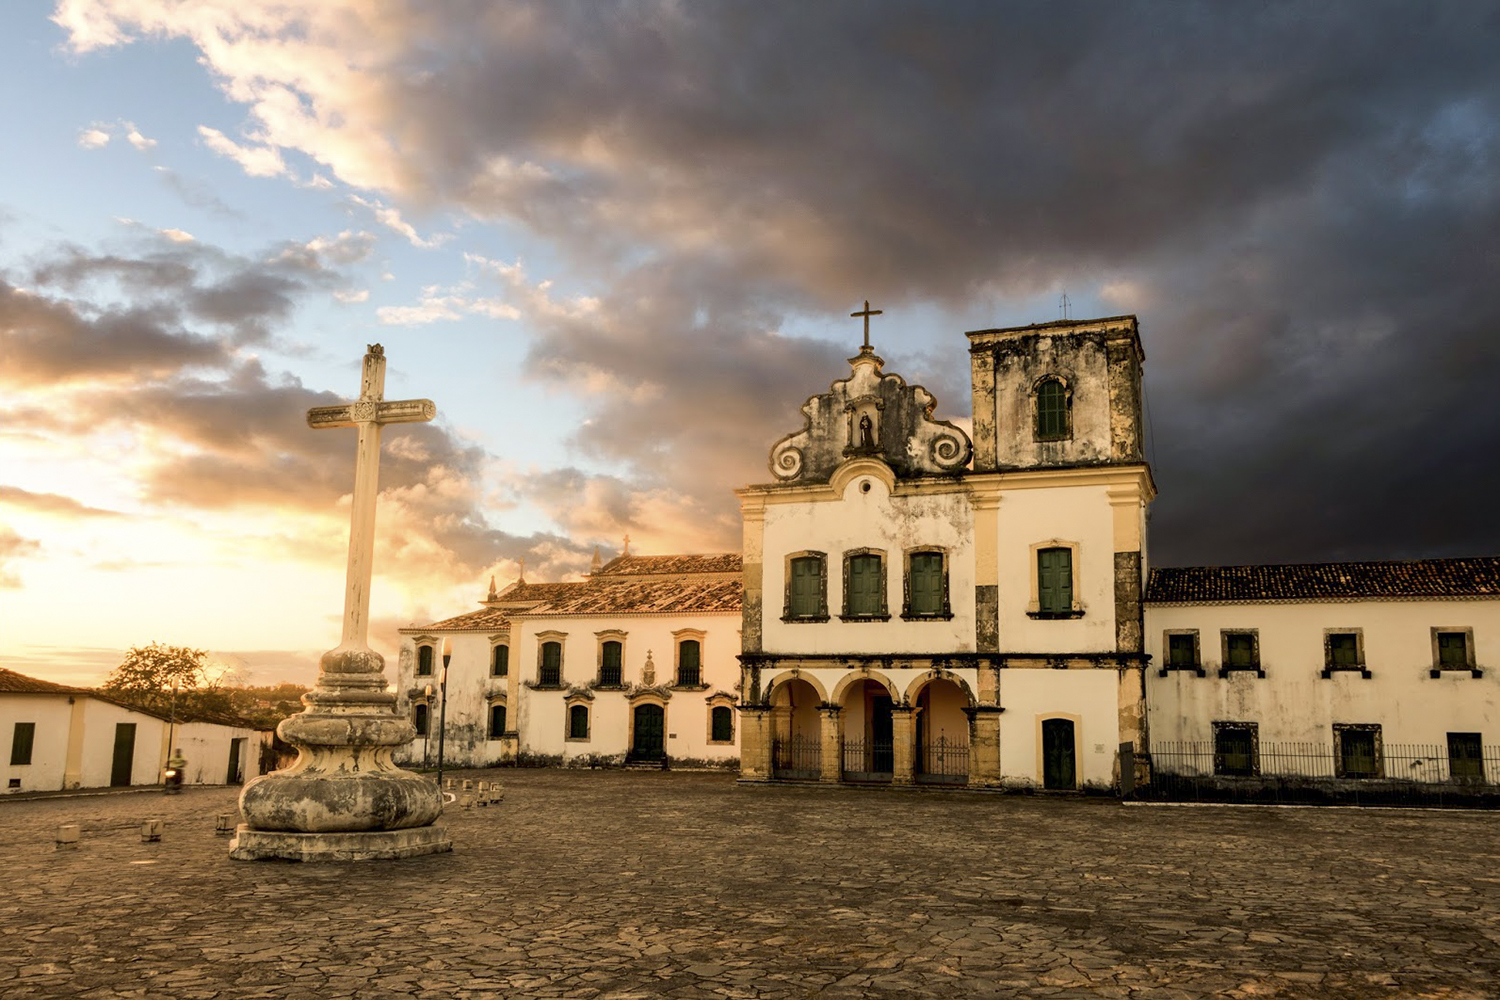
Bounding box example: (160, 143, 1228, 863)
(396, 553, 742, 769)
(1, 667, 271, 793)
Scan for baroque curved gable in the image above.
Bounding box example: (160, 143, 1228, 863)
(768, 348, 972, 483)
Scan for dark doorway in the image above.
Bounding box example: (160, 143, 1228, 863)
(227, 738, 244, 784)
(870, 695, 894, 774)
(1042, 718, 1076, 790)
(631, 704, 665, 761)
(111, 723, 136, 786)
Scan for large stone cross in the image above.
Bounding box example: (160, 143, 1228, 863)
(851, 299, 883, 351)
(307, 344, 435, 648)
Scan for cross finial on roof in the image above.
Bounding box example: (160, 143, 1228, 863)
(851, 300, 883, 352)
(591, 545, 602, 573)
(623, 534, 631, 557)
(517, 557, 526, 584)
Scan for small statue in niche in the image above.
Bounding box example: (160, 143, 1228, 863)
(859, 412, 876, 450)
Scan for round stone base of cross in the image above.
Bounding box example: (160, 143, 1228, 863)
(228, 824, 452, 862)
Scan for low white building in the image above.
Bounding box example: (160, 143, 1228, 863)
(1, 667, 271, 792)
(1144, 560, 1500, 782)
(396, 553, 742, 768)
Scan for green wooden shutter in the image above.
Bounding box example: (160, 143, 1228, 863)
(679, 640, 701, 684)
(791, 557, 822, 617)
(10, 723, 35, 766)
(1438, 633, 1467, 668)
(848, 554, 881, 616)
(1037, 380, 1068, 439)
(542, 642, 561, 684)
(711, 706, 733, 742)
(909, 553, 942, 615)
(1227, 634, 1253, 667)
(1038, 548, 1071, 613)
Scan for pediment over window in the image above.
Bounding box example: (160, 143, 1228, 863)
(768, 349, 970, 483)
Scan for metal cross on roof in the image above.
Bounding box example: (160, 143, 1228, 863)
(307, 344, 436, 648)
(851, 300, 883, 351)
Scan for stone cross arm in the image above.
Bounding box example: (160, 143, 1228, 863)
(307, 398, 436, 429)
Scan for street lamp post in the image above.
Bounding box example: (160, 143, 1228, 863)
(421, 683, 434, 768)
(435, 639, 451, 791)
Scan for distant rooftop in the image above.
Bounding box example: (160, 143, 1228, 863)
(1146, 557, 1500, 604)
(522, 577, 742, 617)
(0, 667, 82, 694)
(594, 553, 741, 579)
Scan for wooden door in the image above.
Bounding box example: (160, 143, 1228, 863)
(632, 704, 665, 760)
(1042, 718, 1075, 790)
(111, 723, 136, 786)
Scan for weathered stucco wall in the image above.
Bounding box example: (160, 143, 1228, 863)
(1, 695, 73, 792)
(996, 669, 1121, 789)
(1146, 598, 1500, 746)
(758, 472, 976, 656)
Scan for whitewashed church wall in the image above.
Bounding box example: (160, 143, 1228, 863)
(1, 694, 72, 792)
(1145, 599, 1500, 747)
(759, 475, 976, 655)
(997, 669, 1120, 789)
(394, 631, 510, 768)
(994, 484, 1118, 653)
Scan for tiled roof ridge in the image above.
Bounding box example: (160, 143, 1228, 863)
(594, 552, 742, 576)
(0, 666, 86, 694)
(1146, 555, 1500, 603)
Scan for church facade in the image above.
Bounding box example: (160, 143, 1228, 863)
(397, 313, 1498, 792)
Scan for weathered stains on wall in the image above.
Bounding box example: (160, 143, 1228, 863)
(966, 316, 1144, 473)
(1144, 598, 1500, 746)
(1114, 551, 1144, 653)
(975, 584, 999, 652)
(768, 351, 970, 484)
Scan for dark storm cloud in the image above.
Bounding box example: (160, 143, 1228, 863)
(64, 1, 1500, 562)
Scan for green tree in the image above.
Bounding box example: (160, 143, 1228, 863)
(103, 643, 211, 714)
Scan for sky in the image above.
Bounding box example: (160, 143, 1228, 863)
(3, 2, 1498, 688)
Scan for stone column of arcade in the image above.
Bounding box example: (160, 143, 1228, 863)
(230, 345, 452, 861)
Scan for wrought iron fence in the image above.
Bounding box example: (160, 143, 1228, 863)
(772, 734, 821, 782)
(1142, 741, 1500, 807)
(915, 736, 969, 785)
(841, 738, 894, 782)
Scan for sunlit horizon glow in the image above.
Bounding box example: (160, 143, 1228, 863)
(4, 3, 1499, 688)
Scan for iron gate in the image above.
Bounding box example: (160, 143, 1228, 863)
(841, 738, 894, 782)
(772, 734, 821, 781)
(915, 735, 969, 785)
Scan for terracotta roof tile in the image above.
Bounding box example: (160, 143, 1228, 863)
(524, 578, 743, 616)
(0, 667, 83, 694)
(1146, 557, 1500, 604)
(595, 553, 741, 577)
(415, 607, 513, 632)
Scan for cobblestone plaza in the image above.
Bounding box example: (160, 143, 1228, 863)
(3, 769, 1497, 999)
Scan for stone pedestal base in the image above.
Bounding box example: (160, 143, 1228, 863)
(229, 824, 452, 862)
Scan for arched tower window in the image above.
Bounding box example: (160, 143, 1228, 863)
(1035, 378, 1070, 441)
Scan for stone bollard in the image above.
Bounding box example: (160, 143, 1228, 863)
(489, 783, 505, 805)
(462, 779, 474, 792)
(215, 814, 235, 836)
(474, 781, 488, 806)
(56, 824, 80, 850)
(444, 778, 456, 792)
(141, 819, 164, 843)
(459, 791, 476, 809)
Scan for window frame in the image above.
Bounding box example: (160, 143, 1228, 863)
(1159, 629, 1204, 677)
(840, 547, 890, 621)
(412, 702, 430, 737)
(1321, 629, 1370, 679)
(1211, 721, 1259, 777)
(1430, 627, 1481, 678)
(489, 638, 509, 678)
(10, 722, 35, 766)
(902, 547, 952, 621)
(1333, 723, 1383, 779)
(672, 628, 707, 688)
(1447, 731, 1485, 782)
(1033, 375, 1072, 442)
(706, 694, 737, 745)
(1026, 539, 1083, 619)
(487, 701, 508, 740)
(782, 550, 829, 622)
(565, 702, 591, 742)
(596, 630, 627, 687)
(1218, 629, 1265, 678)
(415, 640, 435, 677)
(535, 631, 567, 688)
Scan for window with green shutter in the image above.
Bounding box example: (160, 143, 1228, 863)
(1167, 633, 1197, 668)
(1037, 547, 1072, 614)
(1036, 378, 1069, 440)
(1438, 632, 1468, 668)
(416, 644, 434, 676)
(10, 722, 35, 766)
(907, 551, 945, 617)
(845, 552, 884, 617)
(1328, 633, 1359, 667)
(1226, 633, 1255, 668)
(568, 704, 589, 739)
(491, 644, 508, 677)
(710, 706, 734, 742)
(788, 555, 825, 619)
